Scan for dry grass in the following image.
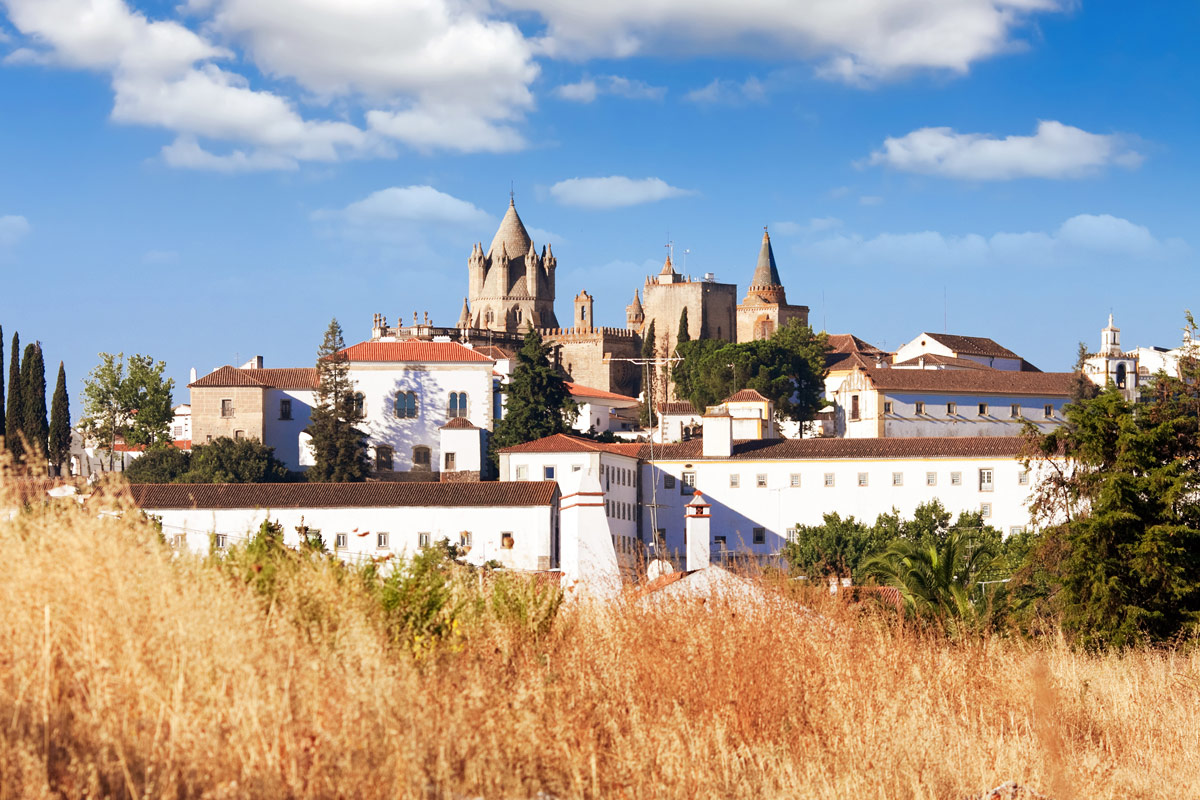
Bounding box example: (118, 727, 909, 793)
(1, 481, 1198, 799)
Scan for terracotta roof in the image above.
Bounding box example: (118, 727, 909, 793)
(127, 481, 559, 510)
(500, 433, 643, 458)
(340, 341, 493, 363)
(189, 366, 319, 390)
(504, 433, 1032, 461)
(826, 334, 886, 355)
(827, 351, 884, 372)
(860, 368, 1075, 396)
(724, 388, 769, 403)
(473, 345, 514, 360)
(891, 354, 995, 370)
(566, 382, 638, 404)
(113, 440, 192, 452)
(440, 417, 478, 430)
(921, 333, 1021, 360)
(656, 401, 699, 415)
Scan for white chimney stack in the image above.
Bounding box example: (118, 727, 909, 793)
(685, 491, 711, 572)
(702, 407, 732, 458)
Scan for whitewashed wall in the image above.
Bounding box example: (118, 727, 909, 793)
(262, 388, 316, 470)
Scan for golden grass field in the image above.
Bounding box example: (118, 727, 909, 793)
(1, 480, 1198, 799)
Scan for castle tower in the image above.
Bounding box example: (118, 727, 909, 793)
(736, 227, 809, 342)
(468, 196, 559, 333)
(626, 289, 644, 332)
(574, 290, 594, 331)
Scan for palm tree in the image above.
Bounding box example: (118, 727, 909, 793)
(866, 529, 998, 634)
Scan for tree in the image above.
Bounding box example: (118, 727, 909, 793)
(123, 445, 191, 483)
(48, 361, 71, 476)
(677, 308, 690, 344)
(5, 331, 20, 458)
(306, 318, 368, 482)
(21, 342, 48, 466)
(491, 328, 577, 459)
(673, 319, 829, 423)
(184, 437, 289, 483)
(79, 353, 125, 470)
(639, 320, 657, 427)
(783, 512, 888, 583)
(123, 355, 175, 448)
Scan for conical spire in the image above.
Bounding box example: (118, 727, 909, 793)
(457, 298, 471, 328)
(660, 254, 675, 275)
(488, 196, 532, 261)
(630, 289, 643, 312)
(751, 228, 782, 288)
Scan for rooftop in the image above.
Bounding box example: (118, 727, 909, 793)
(127, 481, 559, 510)
(189, 366, 319, 390)
(920, 333, 1022, 360)
(339, 341, 493, 363)
(858, 367, 1076, 396)
(566, 382, 639, 404)
(723, 388, 770, 403)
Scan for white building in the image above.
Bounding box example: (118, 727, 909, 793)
(130, 481, 561, 571)
(893, 333, 1034, 372)
(1082, 314, 1193, 402)
(170, 404, 192, 443)
(833, 366, 1074, 438)
(567, 382, 639, 434)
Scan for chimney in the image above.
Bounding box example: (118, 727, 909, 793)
(918, 355, 925, 369)
(189, 367, 197, 383)
(240, 355, 263, 369)
(685, 491, 711, 572)
(702, 407, 732, 458)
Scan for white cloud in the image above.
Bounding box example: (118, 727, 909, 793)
(555, 74, 665, 103)
(859, 195, 883, 206)
(549, 176, 693, 208)
(0, 214, 30, 247)
(684, 76, 765, 105)
(323, 186, 493, 227)
(507, 0, 1065, 82)
(161, 136, 300, 172)
(772, 218, 843, 236)
(866, 120, 1144, 180)
(799, 214, 1188, 272)
(366, 106, 525, 154)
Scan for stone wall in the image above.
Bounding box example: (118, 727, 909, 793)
(736, 302, 809, 343)
(190, 386, 265, 444)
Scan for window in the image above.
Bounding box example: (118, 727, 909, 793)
(1018, 471, 1030, 486)
(892, 472, 903, 487)
(448, 391, 468, 419)
(501, 532, 514, 549)
(444, 452, 456, 471)
(515, 464, 528, 480)
(376, 446, 394, 471)
(857, 472, 868, 487)
(681, 472, 696, 494)
(664, 474, 676, 489)
(1044, 404, 1054, 418)
(394, 391, 418, 419)
(756, 474, 768, 488)
(753, 527, 765, 545)
(926, 472, 937, 486)
(213, 534, 227, 549)
(980, 503, 992, 518)
(883, 401, 893, 414)
(544, 466, 556, 480)
(978, 403, 988, 416)
(353, 392, 365, 417)
(418, 532, 431, 548)
(460, 531, 472, 547)
(946, 402, 957, 416)
(789, 473, 801, 488)
(412, 446, 431, 470)
(915, 401, 926, 415)
(571, 464, 582, 472)
(377, 532, 389, 549)
(729, 473, 740, 488)
(234, 430, 244, 439)
(824, 473, 835, 487)
(1009, 526, 1025, 537)
(221, 399, 234, 418)
(335, 533, 347, 549)
(171, 533, 186, 549)
(950, 471, 962, 486)
(280, 399, 292, 420)
(714, 535, 727, 550)
(1010, 404, 1021, 418)
(979, 468, 994, 492)
(850, 394, 860, 420)
(173, 425, 183, 438)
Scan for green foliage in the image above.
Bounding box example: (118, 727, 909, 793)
(5, 331, 21, 457)
(677, 308, 690, 344)
(48, 361, 71, 475)
(783, 513, 888, 582)
(491, 328, 577, 459)
(307, 318, 369, 482)
(639, 320, 657, 427)
(673, 319, 829, 422)
(20, 342, 47, 464)
(489, 571, 564, 639)
(123, 445, 192, 483)
(377, 544, 474, 655)
(184, 436, 290, 483)
(122, 355, 175, 448)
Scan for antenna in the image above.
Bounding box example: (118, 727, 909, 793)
(509, 180, 514, 203)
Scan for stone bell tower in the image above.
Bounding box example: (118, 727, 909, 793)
(466, 196, 559, 333)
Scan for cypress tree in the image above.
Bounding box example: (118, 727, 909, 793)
(491, 328, 577, 457)
(307, 318, 368, 482)
(48, 361, 71, 476)
(21, 342, 48, 464)
(5, 331, 21, 458)
(639, 320, 657, 427)
(677, 308, 690, 344)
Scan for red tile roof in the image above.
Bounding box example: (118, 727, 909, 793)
(113, 440, 192, 452)
(827, 351, 884, 372)
(500, 433, 644, 458)
(189, 366, 319, 390)
(473, 345, 515, 360)
(566, 382, 638, 404)
(340, 341, 493, 363)
(656, 401, 699, 415)
(127, 481, 559, 510)
(860, 368, 1076, 396)
(891, 354, 995, 370)
(826, 333, 886, 355)
(723, 388, 769, 403)
(441, 417, 479, 430)
(921, 333, 1021, 360)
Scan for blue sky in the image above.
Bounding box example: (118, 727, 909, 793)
(1, 0, 1197, 414)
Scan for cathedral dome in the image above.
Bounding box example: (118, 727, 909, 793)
(488, 197, 532, 261)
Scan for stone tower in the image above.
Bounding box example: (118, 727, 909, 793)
(467, 197, 559, 332)
(574, 290, 594, 331)
(625, 290, 644, 332)
(736, 228, 809, 342)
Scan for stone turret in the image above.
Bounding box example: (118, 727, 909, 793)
(574, 290, 594, 331)
(626, 289, 644, 330)
(457, 298, 471, 329)
(466, 195, 560, 333)
(735, 227, 808, 342)
(743, 228, 786, 305)
(526, 240, 540, 298)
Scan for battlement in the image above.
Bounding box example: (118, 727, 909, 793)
(540, 326, 638, 342)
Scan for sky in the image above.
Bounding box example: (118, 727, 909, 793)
(1, 0, 1198, 416)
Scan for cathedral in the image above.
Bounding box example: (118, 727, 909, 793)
(378, 196, 808, 400)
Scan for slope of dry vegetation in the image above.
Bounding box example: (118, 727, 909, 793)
(1, 482, 1198, 799)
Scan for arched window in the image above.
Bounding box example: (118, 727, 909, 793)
(448, 392, 468, 418)
(352, 392, 365, 417)
(1116, 363, 1127, 389)
(394, 391, 418, 419)
(412, 445, 431, 470)
(485, 310, 494, 325)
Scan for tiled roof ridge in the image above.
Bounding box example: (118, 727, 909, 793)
(566, 382, 639, 403)
(858, 367, 1076, 395)
(127, 480, 559, 510)
(340, 340, 494, 363)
